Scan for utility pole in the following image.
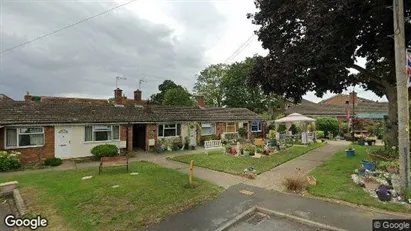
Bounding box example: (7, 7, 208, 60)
(351, 87, 355, 141)
(393, 0, 410, 190)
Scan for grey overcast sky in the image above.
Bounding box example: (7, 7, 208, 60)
(0, 0, 387, 103)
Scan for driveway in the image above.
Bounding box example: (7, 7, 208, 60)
(145, 184, 407, 231)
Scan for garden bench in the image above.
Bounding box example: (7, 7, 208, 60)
(204, 140, 224, 154)
(99, 156, 129, 174)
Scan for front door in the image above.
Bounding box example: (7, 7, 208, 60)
(189, 128, 197, 146)
(55, 128, 72, 158)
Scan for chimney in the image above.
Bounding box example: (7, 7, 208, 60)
(24, 91, 31, 102)
(114, 88, 123, 104)
(134, 89, 142, 101)
(196, 95, 206, 108)
(349, 92, 357, 104)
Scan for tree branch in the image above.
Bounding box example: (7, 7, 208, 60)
(350, 64, 384, 86)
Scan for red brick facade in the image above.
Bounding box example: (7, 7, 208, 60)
(0, 127, 55, 164)
(145, 124, 157, 151)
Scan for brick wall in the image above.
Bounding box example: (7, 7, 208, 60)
(321, 94, 359, 105)
(4, 127, 55, 164)
(126, 125, 133, 152)
(216, 122, 226, 137)
(145, 124, 157, 151)
(120, 125, 127, 141)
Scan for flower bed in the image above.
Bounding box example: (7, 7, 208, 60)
(0, 151, 21, 172)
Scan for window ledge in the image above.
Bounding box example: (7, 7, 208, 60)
(5, 145, 44, 150)
(84, 140, 120, 144)
(158, 136, 180, 139)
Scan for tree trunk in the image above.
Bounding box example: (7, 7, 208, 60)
(385, 85, 399, 148)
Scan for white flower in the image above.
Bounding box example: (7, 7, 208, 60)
(392, 146, 396, 150)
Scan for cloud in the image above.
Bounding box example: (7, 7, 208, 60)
(0, 0, 227, 100)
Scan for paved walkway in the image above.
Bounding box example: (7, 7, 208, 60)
(146, 184, 408, 231)
(244, 141, 348, 191)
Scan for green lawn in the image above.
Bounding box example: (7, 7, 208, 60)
(0, 161, 223, 230)
(308, 145, 411, 213)
(170, 142, 327, 175)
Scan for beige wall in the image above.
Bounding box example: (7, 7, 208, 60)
(55, 125, 126, 159)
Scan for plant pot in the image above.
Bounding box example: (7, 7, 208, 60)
(268, 139, 277, 147)
(345, 149, 355, 157)
(386, 167, 398, 174)
(358, 140, 365, 146)
(362, 160, 376, 171)
(358, 168, 366, 176)
(243, 151, 250, 156)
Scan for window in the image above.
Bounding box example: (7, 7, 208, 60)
(85, 125, 119, 142)
(201, 123, 215, 136)
(5, 127, 44, 148)
(158, 124, 181, 137)
(251, 121, 262, 132)
(226, 122, 236, 133)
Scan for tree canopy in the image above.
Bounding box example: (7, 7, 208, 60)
(247, 0, 411, 145)
(193, 64, 228, 107)
(150, 80, 180, 104)
(163, 87, 193, 106)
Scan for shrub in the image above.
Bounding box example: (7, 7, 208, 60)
(91, 144, 119, 159)
(44, 157, 63, 167)
(316, 117, 339, 137)
(238, 127, 247, 138)
(316, 131, 325, 139)
(283, 175, 307, 192)
(0, 151, 21, 172)
(268, 130, 276, 139)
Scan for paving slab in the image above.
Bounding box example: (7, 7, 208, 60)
(145, 184, 408, 231)
(243, 141, 348, 191)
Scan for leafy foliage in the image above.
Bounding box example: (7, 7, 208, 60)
(193, 64, 228, 107)
(150, 80, 181, 104)
(0, 151, 21, 172)
(316, 131, 325, 139)
(247, 0, 411, 146)
(91, 144, 119, 159)
(44, 157, 63, 167)
(163, 87, 194, 106)
(316, 117, 339, 137)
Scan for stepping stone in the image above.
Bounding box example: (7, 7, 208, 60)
(81, 176, 92, 180)
(240, 190, 254, 195)
(112, 185, 120, 188)
(130, 172, 139, 175)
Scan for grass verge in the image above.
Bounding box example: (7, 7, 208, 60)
(0, 161, 223, 230)
(170, 142, 327, 175)
(308, 145, 411, 213)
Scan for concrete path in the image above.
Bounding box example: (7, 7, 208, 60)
(244, 141, 348, 191)
(146, 184, 408, 231)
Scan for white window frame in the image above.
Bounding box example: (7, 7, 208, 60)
(4, 127, 45, 149)
(84, 125, 120, 143)
(201, 123, 216, 136)
(251, 121, 262, 132)
(158, 123, 181, 138)
(226, 122, 237, 133)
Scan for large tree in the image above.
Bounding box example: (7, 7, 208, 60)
(222, 56, 280, 113)
(247, 0, 411, 146)
(151, 80, 180, 104)
(193, 64, 228, 107)
(163, 87, 194, 106)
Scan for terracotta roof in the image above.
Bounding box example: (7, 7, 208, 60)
(0, 102, 263, 125)
(318, 94, 374, 104)
(0, 94, 14, 102)
(286, 101, 388, 116)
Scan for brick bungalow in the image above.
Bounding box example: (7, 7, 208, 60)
(0, 89, 263, 164)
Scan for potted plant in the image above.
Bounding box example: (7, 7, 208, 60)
(362, 158, 377, 171)
(357, 136, 365, 146)
(358, 167, 366, 176)
(386, 161, 399, 174)
(245, 145, 255, 156)
(225, 145, 232, 154)
(345, 147, 355, 157)
(242, 144, 251, 156)
(255, 146, 264, 154)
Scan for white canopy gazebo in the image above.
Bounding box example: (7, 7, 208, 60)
(274, 113, 316, 144)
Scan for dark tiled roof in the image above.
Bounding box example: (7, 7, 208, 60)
(286, 101, 388, 116)
(0, 102, 263, 125)
(0, 94, 14, 102)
